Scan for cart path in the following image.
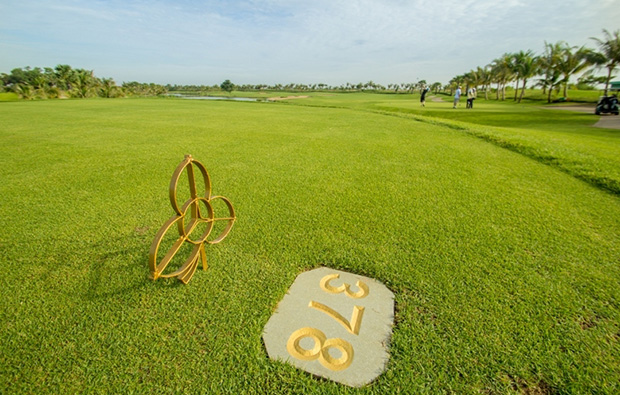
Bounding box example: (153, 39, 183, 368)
(542, 105, 620, 130)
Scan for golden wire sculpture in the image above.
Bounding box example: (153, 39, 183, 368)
(148, 155, 236, 284)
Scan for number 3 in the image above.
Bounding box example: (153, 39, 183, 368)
(320, 274, 369, 299)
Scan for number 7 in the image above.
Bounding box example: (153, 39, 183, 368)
(309, 301, 365, 335)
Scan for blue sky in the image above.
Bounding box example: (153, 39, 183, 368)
(1, 0, 619, 86)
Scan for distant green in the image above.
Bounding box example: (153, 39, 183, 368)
(0, 95, 619, 394)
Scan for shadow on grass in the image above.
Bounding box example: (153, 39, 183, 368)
(84, 234, 185, 301)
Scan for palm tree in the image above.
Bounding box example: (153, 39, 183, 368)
(489, 59, 501, 100)
(513, 50, 538, 103)
(474, 66, 491, 100)
(463, 70, 479, 93)
(363, 81, 375, 90)
(557, 44, 594, 98)
(13, 83, 34, 100)
(448, 75, 465, 96)
(590, 29, 620, 96)
(506, 52, 522, 101)
(539, 41, 563, 103)
(33, 75, 49, 99)
(54, 64, 75, 91)
(73, 69, 98, 98)
(511, 51, 528, 101)
(490, 54, 513, 100)
(99, 78, 119, 98)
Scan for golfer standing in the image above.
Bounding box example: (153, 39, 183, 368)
(453, 86, 462, 108)
(420, 86, 430, 107)
(466, 87, 476, 108)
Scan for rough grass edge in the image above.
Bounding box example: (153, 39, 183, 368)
(369, 109, 620, 196)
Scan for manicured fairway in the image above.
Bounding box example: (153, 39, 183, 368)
(281, 92, 620, 194)
(1, 97, 619, 393)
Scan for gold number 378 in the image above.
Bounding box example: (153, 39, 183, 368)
(286, 273, 370, 371)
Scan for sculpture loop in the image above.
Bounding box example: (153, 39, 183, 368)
(149, 155, 235, 284)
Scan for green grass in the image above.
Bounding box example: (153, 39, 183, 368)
(0, 92, 19, 102)
(276, 92, 620, 195)
(1, 97, 619, 394)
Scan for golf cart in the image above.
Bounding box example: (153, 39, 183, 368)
(595, 81, 620, 115)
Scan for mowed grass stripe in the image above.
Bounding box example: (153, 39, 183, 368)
(281, 92, 620, 195)
(0, 98, 618, 393)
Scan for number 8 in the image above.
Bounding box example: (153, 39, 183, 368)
(286, 327, 354, 371)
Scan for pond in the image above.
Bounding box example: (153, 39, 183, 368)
(168, 94, 261, 102)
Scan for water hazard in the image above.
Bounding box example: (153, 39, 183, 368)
(168, 94, 260, 102)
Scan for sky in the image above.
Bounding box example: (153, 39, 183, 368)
(1, 0, 619, 86)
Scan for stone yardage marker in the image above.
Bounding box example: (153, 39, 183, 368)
(263, 267, 394, 387)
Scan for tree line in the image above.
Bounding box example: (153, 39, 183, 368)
(168, 80, 444, 94)
(1, 65, 443, 99)
(2, 29, 617, 102)
(449, 29, 620, 103)
(0, 64, 167, 100)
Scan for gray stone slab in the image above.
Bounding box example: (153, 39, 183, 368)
(262, 267, 394, 387)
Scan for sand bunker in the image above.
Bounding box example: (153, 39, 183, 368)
(267, 95, 309, 101)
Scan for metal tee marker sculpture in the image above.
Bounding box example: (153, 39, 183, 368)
(149, 155, 235, 284)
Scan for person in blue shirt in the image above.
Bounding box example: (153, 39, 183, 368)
(453, 86, 461, 108)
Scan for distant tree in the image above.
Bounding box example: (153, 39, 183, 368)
(590, 29, 620, 96)
(220, 79, 234, 93)
(32, 75, 50, 99)
(490, 54, 514, 100)
(5, 66, 42, 86)
(54, 64, 75, 91)
(447, 78, 456, 95)
(557, 44, 594, 98)
(72, 69, 98, 98)
(99, 78, 120, 98)
(476, 66, 492, 100)
(448, 75, 465, 96)
(363, 81, 376, 90)
(463, 70, 480, 94)
(538, 41, 564, 103)
(13, 83, 34, 100)
(122, 81, 167, 96)
(0, 73, 7, 92)
(578, 70, 612, 88)
(512, 50, 538, 103)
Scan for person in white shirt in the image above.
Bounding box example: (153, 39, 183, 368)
(466, 87, 477, 109)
